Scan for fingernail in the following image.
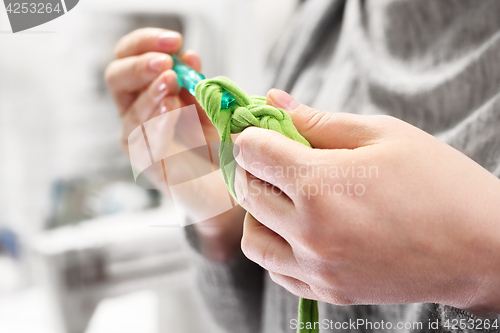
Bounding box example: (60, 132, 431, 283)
(268, 89, 300, 111)
(148, 55, 167, 72)
(164, 96, 181, 111)
(157, 82, 167, 93)
(158, 31, 181, 49)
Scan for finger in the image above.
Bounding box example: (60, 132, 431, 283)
(115, 28, 183, 59)
(159, 96, 183, 115)
(266, 89, 384, 149)
(178, 50, 203, 109)
(235, 164, 295, 221)
(234, 127, 312, 194)
(241, 212, 302, 280)
(178, 50, 204, 113)
(180, 50, 202, 72)
(268, 272, 316, 300)
(126, 70, 180, 129)
(179, 89, 201, 112)
(121, 92, 182, 152)
(106, 53, 174, 112)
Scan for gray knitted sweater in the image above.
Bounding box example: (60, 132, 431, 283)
(185, 0, 500, 332)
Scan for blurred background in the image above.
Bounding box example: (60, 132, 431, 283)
(0, 0, 299, 332)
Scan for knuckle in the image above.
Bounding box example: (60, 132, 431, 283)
(164, 54, 174, 69)
(241, 237, 272, 270)
(268, 271, 280, 284)
(270, 273, 312, 299)
(297, 231, 322, 258)
(240, 233, 253, 260)
(259, 246, 274, 270)
(377, 114, 396, 122)
(297, 230, 343, 264)
(334, 296, 354, 306)
(293, 183, 320, 210)
(373, 114, 398, 128)
(325, 289, 353, 306)
(291, 106, 329, 133)
(114, 28, 150, 59)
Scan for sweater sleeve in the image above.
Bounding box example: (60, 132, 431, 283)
(183, 223, 265, 333)
(434, 95, 500, 332)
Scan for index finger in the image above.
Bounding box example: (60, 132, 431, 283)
(115, 28, 183, 59)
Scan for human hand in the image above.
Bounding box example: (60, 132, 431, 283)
(105, 28, 219, 161)
(235, 89, 500, 316)
(105, 28, 245, 261)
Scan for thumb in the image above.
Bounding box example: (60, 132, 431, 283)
(266, 89, 382, 149)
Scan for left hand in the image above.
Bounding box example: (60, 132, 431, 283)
(234, 89, 500, 316)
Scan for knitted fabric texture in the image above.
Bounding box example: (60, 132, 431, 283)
(195, 76, 318, 333)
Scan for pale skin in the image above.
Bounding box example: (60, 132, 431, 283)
(106, 28, 500, 317)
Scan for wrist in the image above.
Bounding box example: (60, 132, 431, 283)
(461, 233, 500, 317)
(193, 205, 246, 262)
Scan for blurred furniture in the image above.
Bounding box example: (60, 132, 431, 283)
(31, 206, 223, 333)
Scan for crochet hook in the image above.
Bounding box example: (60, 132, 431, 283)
(171, 55, 236, 109)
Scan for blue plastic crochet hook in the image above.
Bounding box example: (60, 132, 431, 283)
(171, 55, 235, 109)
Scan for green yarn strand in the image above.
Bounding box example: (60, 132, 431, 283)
(195, 76, 318, 333)
(298, 298, 319, 333)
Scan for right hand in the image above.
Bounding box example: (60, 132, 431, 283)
(105, 28, 245, 261)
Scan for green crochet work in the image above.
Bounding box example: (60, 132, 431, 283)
(195, 76, 319, 333)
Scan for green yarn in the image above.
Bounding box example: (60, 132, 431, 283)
(195, 76, 310, 198)
(195, 76, 318, 333)
(299, 298, 319, 333)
